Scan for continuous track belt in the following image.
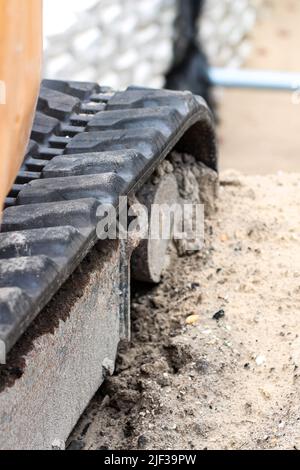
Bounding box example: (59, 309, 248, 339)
(0, 80, 217, 362)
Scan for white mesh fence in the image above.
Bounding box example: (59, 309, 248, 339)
(44, 0, 261, 89)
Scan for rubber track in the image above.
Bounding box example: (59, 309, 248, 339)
(0, 80, 217, 361)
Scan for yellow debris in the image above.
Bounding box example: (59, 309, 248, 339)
(185, 314, 200, 325)
(220, 233, 229, 242)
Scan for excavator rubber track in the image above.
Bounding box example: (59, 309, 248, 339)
(0, 80, 217, 363)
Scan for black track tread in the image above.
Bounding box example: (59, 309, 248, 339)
(0, 81, 217, 360)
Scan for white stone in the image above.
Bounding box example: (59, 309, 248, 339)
(72, 28, 101, 55)
(43, 0, 260, 86)
(255, 355, 266, 366)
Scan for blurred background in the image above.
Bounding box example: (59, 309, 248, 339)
(43, 0, 300, 174)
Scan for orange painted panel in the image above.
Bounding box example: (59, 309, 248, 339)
(0, 0, 42, 218)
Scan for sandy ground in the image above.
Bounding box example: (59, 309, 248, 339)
(68, 0, 300, 451)
(70, 171, 300, 450)
(219, 0, 300, 174)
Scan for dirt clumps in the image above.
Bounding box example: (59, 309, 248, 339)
(70, 172, 300, 450)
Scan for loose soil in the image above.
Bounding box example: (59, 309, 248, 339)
(70, 171, 300, 450)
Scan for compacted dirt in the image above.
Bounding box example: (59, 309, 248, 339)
(70, 171, 300, 450)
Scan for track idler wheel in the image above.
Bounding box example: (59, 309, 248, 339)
(131, 174, 178, 284)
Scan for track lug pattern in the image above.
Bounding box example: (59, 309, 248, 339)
(17, 173, 129, 205)
(66, 129, 165, 159)
(0, 80, 217, 360)
(43, 150, 147, 182)
(2, 199, 100, 233)
(31, 112, 60, 143)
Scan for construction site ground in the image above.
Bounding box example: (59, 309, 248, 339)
(70, 171, 300, 450)
(69, 0, 300, 450)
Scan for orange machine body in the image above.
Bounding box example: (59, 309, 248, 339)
(0, 0, 42, 217)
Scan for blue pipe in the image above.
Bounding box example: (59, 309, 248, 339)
(208, 67, 300, 91)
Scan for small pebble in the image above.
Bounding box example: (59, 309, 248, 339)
(255, 355, 266, 366)
(186, 314, 200, 325)
(213, 309, 225, 321)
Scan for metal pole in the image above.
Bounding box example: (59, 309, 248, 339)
(208, 67, 300, 91)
